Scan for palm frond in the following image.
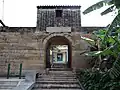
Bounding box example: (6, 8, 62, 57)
(103, 12, 120, 43)
(85, 51, 103, 56)
(83, 1, 108, 14)
(109, 12, 120, 32)
(109, 55, 120, 79)
(101, 5, 115, 15)
(81, 36, 96, 49)
(114, 0, 120, 9)
(105, 0, 113, 4)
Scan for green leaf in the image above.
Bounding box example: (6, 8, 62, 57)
(83, 1, 108, 14)
(116, 28, 120, 33)
(102, 13, 120, 46)
(108, 36, 115, 44)
(101, 5, 115, 15)
(85, 51, 103, 56)
(81, 36, 94, 42)
(93, 29, 107, 41)
(81, 36, 96, 48)
(85, 45, 117, 57)
(109, 13, 120, 33)
(109, 55, 120, 79)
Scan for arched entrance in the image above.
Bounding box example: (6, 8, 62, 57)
(45, 36, 72, 68)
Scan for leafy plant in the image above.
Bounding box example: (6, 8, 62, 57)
(77, 0, 120, 89)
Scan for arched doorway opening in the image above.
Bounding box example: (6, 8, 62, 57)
(45, 36, 72, 68)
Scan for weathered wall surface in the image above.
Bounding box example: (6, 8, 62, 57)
(37, 6, 81, 31)
(71, 32, 91, 69)
(0, 28, 91, 76)
(0, 29, 45, 76)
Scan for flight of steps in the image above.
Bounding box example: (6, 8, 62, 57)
(0, 80, 18, 90)
(51, 63, 67, 68)
(32, 68, 81, 90)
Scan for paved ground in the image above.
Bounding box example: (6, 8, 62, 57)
(0, 78, 24, 90)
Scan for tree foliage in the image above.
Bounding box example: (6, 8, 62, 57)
(77, 0, 120, 90)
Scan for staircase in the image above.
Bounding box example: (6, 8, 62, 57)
(0, 80, 18, 90)
(32, 68, 81, 90)
(51, 63, 67, 68)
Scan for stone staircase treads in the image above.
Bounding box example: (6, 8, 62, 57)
(39, 75, 76, 78)
(32, 88, 81, 90)
(37, 78, 77, 81)
(32, 68, 81, 90)
(36, 80, 78, 84)
(38, 76, 76, 79)
(33, 84, 80, 89)
(0, 81, 18, 90)
(49, 68, 72, 71)
(0, 86, 16, 89)
(52, 63, 67, 68)
(40, 73, 76, 76)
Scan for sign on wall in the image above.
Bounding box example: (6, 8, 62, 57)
(46, 27, 71, 32)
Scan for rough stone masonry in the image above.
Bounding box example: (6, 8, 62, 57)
(0, 5, 98, 76)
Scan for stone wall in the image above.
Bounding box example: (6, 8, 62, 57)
(0, 31, 44, 76)
(37, 6, 81, 31)
(0, 29, 91, 76)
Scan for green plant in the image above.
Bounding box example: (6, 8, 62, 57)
(77, 1, 120, 90)
(76, 68, 120, 90)
(79, 26, 120, 90)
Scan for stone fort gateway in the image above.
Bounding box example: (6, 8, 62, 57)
(0, 5, 103, 76)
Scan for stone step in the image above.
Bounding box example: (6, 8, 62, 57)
(48, 71, 74, 75)
(0, 81, 18, 90)
(36, 80, 78, 84)
(38, 76, 76, 79)
(0, 85, 16, 89)
(51, 64, 67, 68)
(33, 84, 80, 89)
(38, 74, 75, 77)
(32, 69, 81, 90)
(32, 88, 81, 90)
(49, 70, 73, 72)
(0, 81, 18, 85)
(40, 73, 75, 77)
(0, 83, 18, 86)
(0, 85, 17, 87)
(0, 88, 12, 90)
(37, 78, 77, 81)
(49, 68, 72, 71)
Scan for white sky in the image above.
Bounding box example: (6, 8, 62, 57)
(0, 0, 116, 27)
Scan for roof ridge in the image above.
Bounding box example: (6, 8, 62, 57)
(37, 5, 81, 6)
(37, 5, 81, 9)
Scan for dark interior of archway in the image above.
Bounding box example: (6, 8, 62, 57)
(45, 36, 72, 68)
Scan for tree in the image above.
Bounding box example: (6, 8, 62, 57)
(83, 0, 120, 35)
(83, 0, 120, 15)
(77, 1, 120, 89)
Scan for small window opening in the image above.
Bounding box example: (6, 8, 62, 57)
(56, 10, 63, 17)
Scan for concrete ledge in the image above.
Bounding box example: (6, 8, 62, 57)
(0, 78, 24, 90)
(12, 80, 35, 90)
(0, 79, 24, 81)
(12, 70, 36, 90)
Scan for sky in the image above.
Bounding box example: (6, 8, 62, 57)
(0, 0, 117, 27)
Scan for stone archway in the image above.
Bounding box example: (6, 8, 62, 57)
(43, 35, 72, 68)
(43, 33, 73, 46)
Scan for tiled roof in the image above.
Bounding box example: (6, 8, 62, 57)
(37, 5, 81, 9)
